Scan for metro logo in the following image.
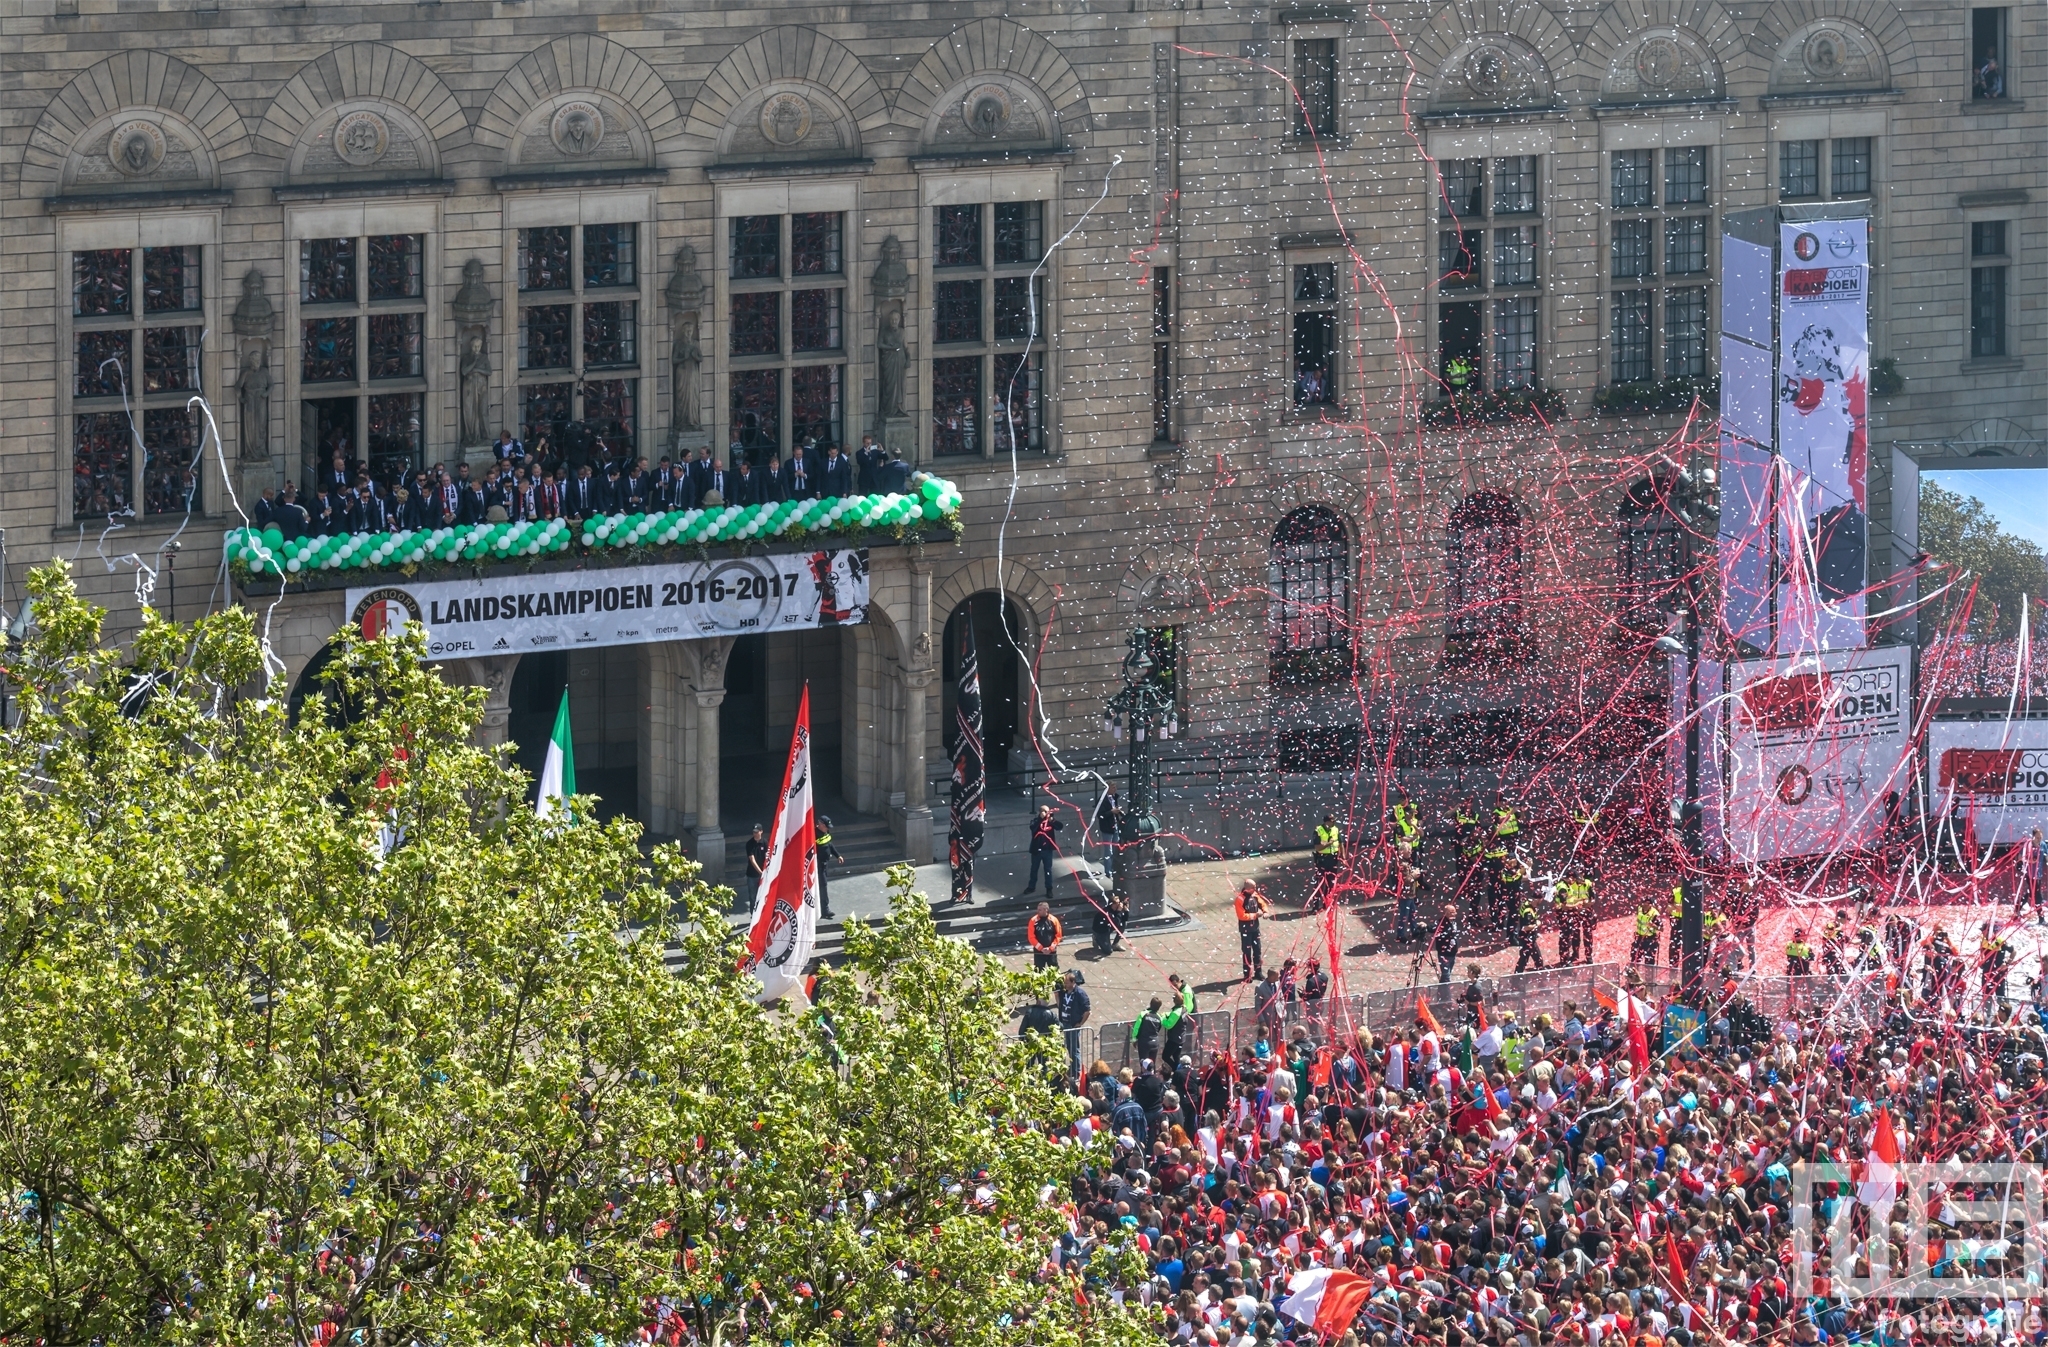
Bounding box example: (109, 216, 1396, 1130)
(1740, 671, 1828, 732)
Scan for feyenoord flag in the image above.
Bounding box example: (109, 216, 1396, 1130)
(741, 685, 820, 1004)
(948, 619, 987, 903)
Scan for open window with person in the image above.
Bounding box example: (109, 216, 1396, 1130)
(1972, 7, 2008, 100)
(1433, 157, 1543, 398)
(298, 232, 428, 488)
(1289, 262, 1339, 409)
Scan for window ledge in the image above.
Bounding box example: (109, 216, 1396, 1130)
(706, 158, 875, 181)
(1959, 188, 2030, 208)
(1591, 98, 1739, 117)
(1147, 440, 1185, 460)
(492, 167, 669, 193)
(1284, 135, 1352, 153)
(55, 515, 221, 541)
(1757, 89, 1903, 109)
(1415, 105, 1570, 127)
(907, 148, 1073, 170)
(1962, 98, 2024, 113)
(1961, 356, 2023, 374)
(46, 187, 234, 215)
(1280, 405, 1353, 428)
(273, 178, 455, 203)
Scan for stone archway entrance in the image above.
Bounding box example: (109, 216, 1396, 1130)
(942, 592, 1029, 781)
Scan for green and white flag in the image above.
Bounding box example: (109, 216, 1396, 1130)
(537, 690, 576, 819)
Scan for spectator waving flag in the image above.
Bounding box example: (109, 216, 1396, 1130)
(536, 690, 575, 820)
(1280, 1267, 1372, 1338)
(948, 618, 987, 904)
(1860, 1106, 1902, 1214)
(741, 685, 820, 1004)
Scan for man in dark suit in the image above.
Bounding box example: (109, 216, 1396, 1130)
(598, 464, 625, 515)
(436, 468, 462, 527)
(460, 477, 488, 526)
(819, 443, 854, 498)
(686, 445, 717, 506)
(877, 448, 914, 496)
(697, 458, 730, 507)
(274, 485, 311, 540)
(855, 434, 886, 493)
(783, 446, 816, 501)
(757, 454, 788, 504)
(358, 484, 390, 533)
(732, 457, 762, 506)
(309, 489, 336, 536)
(563, 463, 598, 521)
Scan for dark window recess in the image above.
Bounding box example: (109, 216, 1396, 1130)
(729, 292, 780, 357)
(1440, 230, 1482, 287)
(791, 213, 842, 276)
(367, 393, 423, 479)
(1445, 491, 1525, 656)
(729, 369, 780, 460)
(142, 246, 201, 313)
(729, 217, 780, 280)
(302, 238, 356, 304)
(1269, 505, 1351, 661)
(142, 406, 200, 516)
(1972, 263, 2009, 358)
(931, 356, 982, 457)
(524, 384, 573, 447)
(1831, 138, 1872, 196)
(1973, 221, 2009, 257)
(1293, 311, 1336, 406)
(582, 223, 636, 288)
(993, 350, 1043, 453)
(791, 287, 842, 352)
(791, 364, 842, 450)
(141, 326, 200, 394)
(1665, 288, 1709, 378)
(1610, 290, 1652, 383)
(1439, 301, 1482, 389)
(583, 301, 636, 368)
(993, 275, 1036, 340)
(75, 330, 130, 397)
(1973, 8, 2007, 100)
(1612, 150, 1655, 210)
(583, 379, 634, 442)
(1277, 725, 1363, 774)
(1294, 38, 1337, 138)
(366, 235, 423, 301)
(74, 249, 131, 317)
(1493, 228, 1536, 287)
(1780, 141, 1820, 198)
(936, 205, 983, 267)
(521, 306, 573, 370)
(1611, 220, 1654, 281)
(1152, 266, 1172, 442)
(521, 227, 573, 291)
(934, 280, 982, 344)
(74, 413, 133, 517)
(1440, 159, 1483, 219)
(995, 202, 1044, 265)
(367, 312, 423, 380)
(301, 317, 357, 383)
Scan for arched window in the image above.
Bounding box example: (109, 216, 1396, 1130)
(1444, 491, 1524, 664)
(1269, 506, 1352, 679)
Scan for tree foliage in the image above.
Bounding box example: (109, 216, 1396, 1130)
(1919, 481, 2048, 640)
(0, 562, 1149, 1347)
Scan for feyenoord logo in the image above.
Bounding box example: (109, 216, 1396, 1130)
(760, 896, 801, 968)
(1777, 763, 1814, 805)
(350, 587, 421, 639)
(1792, 232, 1821, 262)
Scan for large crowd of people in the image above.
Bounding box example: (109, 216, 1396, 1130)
(1051, 931, 2048, 1347)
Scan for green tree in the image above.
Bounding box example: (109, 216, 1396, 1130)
(0, 562, 1148, 1347)
(1919, 481, 2048, 639)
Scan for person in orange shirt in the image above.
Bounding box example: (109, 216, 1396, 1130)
(1026, 901, 1063, 970)
(1234, 880, 1270, 982)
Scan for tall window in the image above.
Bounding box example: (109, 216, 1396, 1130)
(1444, 492, 1525, 664)
(931, 202, 1046, 458)
(1779, 137, 1875, 201)
(518, 223, 640, 451)
(1293, 39, 1338, 139)
(70, 246, 205, 519)
(1152, 266, 1174, 442)
(1607, 148, 1713, 385)
(1616, 476, 1685, 631)
(1972, 8, 2008, 100)
(298, 234, 426, 485)
(725, 212, 847, 464)
(1971, 220, 2009, 358)
(1290, 262, 1338, 407)
(1268, 506, 1352, 677)
(1436, 157, 1543, 395)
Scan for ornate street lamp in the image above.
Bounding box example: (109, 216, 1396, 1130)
(1104, 628, 1178, 921)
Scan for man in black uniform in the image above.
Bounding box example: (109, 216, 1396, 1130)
(1431, 903, 1464, 984)
(813, 815, 843, 919)
(743, 823, 769, 916)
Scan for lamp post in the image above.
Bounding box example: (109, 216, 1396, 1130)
(1104, 628, 1178, 921)
(1651, 466, 1713, 1006)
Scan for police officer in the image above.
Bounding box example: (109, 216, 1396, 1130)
(1557, 870, 1594, 965)
(1820, 912, 1847, 975)
(1026, 901, 1063, 970)
(1390, 793, 1419, 856)
(1494, 798, 1521, 846)
(1784, 927, 1814, 976)
(1312, 813, 1343, 910)
(1161, 972, 1196, 1066)
(1446, 353, 1475, 392)
(1513, 893, 1544, 972)
(1235, 880, 1270, 982)
(1665, 882, 1686, 968)
(1499, 851, 1530, 939)
(814, 815, 843, 919)
(1630, 898, 1661, 967)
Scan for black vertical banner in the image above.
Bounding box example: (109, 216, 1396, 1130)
(949, 619, 987, 903)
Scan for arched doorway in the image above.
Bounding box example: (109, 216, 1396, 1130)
(505, 647, 640, 823)
(943, 593, 1028, 780)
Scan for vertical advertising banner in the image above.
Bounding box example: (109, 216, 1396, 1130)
(1724, 645, 1911, 862)
(1717, 434, 1775, 650)
(1926, 720, 2048, 846)
(1777, 220, 1870, 651)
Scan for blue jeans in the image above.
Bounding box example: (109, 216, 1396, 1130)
(1026, 845, 1055, 892)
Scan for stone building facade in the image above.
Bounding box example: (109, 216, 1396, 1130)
(0, 0, 2040, 866)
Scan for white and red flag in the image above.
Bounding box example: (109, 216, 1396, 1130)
(1859, 1106, 1902, 1211)
(740, 685, 820, 1004)
(1280, 1268, 1373, 1338)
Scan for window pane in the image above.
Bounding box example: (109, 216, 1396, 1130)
(1294, 38, 1337, 137)
(1665, 287, 1708, 378)
(1270, 509, 1349, 657)
(994, 203, 1044, 265)
(583, 378, 635, 445)
(523, 383, 573, 448)
(1439, 160, 1483, 219)
(1973, 221, 2008, 257)
(1972, 266, 2008, 358)
(993, 350, 1043, 453)
(931, 356, 983, 457)
(520, 227, 572, 292)
(301, 238, 356, 304)
(368, 312, 424, 380)
(142, 406, 201, 516)
(583, 300, 637, 368)
(934, 279, 982, 344)
(936, 205, 983, 268)
(993, 275, 1037, 340)
(1153, 341, 1172, 442)
(1664, 216, 1708, 276)
(1611, 150, 1654, 209)
(73, 249, 132, 317)
(1611, 290, 1652, 382)
(74, 412, 133, 518)
(791, 213, 842, 276)
(1492, 296, 1538, 390)
(1294, 263, 1336, 304)
(75, 330, 131, 397)
(583, 224, 636, 288)
(1440, 231, 1481, 287)
(1780, 140, 1819, 198)
(729, 293, 779, 357)
(142, 326, 202, 394)
(142, 246, 201, 313)
(367, 234, 424, 301)
(729, 217, 780, 280)
(1664, 147, 1709, 206)
(1974, 7, 2007, 99)
(1493, 157, 1537, 214)
(1292, 310, 1335, 405)
(1493, 227, 1536, 287)
(791, 287, 843, 352)
(301, 317, 357, 383)
(791, 364, 842, 453)
(730, 369, 780, 461)
(1831, 137, 1871, 196)
(1611, 220, 1653, 280)
(1439, 302, 1482, 390)
(367, 393, 423, 482)
(1153, 267, 1172, 337)
(521, 305, 573, 370)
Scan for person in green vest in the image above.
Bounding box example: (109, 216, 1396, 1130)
(1446, 354, 1475, 392)
(1666, 882, 1685, 967)
(1630, 899, 1661, 967)
(1311, 812, 1343, 910)
(1161, 972, 1196, 1065)
(1390, 793, 1419, 856)
(1557, 870, 1594, 965)
(814, 815, 843, 919)
(1784, 928, 1814, 976)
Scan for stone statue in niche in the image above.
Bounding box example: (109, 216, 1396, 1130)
(872, 234, 908, 301)
(451, 258, 494, 447)
(663, 244, 706, 434)
(876, 308, 907, 421)
(872, 236, 910, 442)
(230, 269, 274, 463)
